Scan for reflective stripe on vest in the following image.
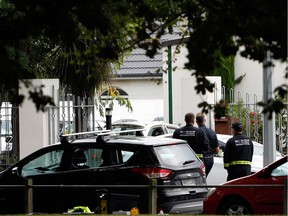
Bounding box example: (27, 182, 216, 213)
(224, 160, 251, 168)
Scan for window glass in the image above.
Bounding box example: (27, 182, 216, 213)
(22, 150, 64, 177)
(85, 148, 135, 166)
(149, 127, 164, 136)
(112, 124, 143, 135)
(155, 144, 198, 166)
(85, 148, 103, 168)
(121, 150, 134, 162)
(166, 125, 178, 134)
(271, 161, 288, 177)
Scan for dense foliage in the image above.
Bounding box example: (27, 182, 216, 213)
(0, 0, 286, 115)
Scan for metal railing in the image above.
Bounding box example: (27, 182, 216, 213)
(0, 178, 279, 215)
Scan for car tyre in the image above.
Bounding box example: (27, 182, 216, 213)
(218, 198, 252, 215)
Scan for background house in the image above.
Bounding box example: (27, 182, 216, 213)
(104, 38, 286, 131)
(105, 48, 165, 123)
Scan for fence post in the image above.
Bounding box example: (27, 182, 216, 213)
(25, 178, 33, 214)
(148, 179, 157, 214)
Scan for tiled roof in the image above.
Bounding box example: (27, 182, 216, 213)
(115, 48, 163, 78)
(115, 29, 186, 78)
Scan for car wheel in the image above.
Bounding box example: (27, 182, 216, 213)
(218, 198, 252, 215)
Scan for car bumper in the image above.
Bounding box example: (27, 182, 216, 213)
(158, 198, 204, 214)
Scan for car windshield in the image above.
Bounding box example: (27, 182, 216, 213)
(112, 124, 143, 131)
(112, 124, 144, 135)
(155, 144, 198, 166)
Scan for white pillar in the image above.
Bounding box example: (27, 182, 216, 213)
(19, 79, 59, 159)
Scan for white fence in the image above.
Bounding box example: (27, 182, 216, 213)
(0, 86, 287, 168)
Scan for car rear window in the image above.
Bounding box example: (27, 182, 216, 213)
(154, 144, 198, 166)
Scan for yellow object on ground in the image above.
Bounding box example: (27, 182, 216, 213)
(67, 206, 92, 213)
(130, 207, 139, 216)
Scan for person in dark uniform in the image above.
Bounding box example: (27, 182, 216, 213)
(173, 112, 209, 164)
(224, 122, 254, 181)
(196, 112, 220, 176)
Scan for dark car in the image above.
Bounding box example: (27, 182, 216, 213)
(203, 155, 288, 215)
(0, 132, 207, 214)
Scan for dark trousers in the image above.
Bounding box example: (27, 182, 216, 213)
(227, 165, 251, 181)
(203, 155, 214, 177)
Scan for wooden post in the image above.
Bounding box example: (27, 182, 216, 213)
(25, 178, 33, 214)
(148, 179, 157, 214)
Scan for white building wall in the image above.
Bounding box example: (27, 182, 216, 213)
(234, 53, 286, 102)
(107, 79, 164, 122)
(163, 45, 221, 128)
(19, 79, 59, 159)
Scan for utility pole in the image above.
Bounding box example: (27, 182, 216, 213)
(263, 50, 276, 166)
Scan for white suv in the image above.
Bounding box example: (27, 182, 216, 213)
(112, 121, 179, 136)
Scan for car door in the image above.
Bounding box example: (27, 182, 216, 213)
(0, 145, 68, 214)
(20, 146, 69, 213)
(57, 144, 119, 212)
(253, 159, 288, 214)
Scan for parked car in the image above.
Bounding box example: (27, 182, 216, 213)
(0, 131, 207, 214)
(113, 119, 138, 124)
(159, 133, 284, 185)
(112, 121, 179, 137)
(203, 155, 288, 215)
(207, 134, 284, 185)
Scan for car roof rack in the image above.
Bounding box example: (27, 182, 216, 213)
(60, 130, 112, 138)
(59, 130, 111, 144)
(96, 128, 145, 143)
(59, 129, 145, 145)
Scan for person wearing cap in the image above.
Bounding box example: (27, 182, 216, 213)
(196, 112, 220, 176)
(173, 112, 209, 166)
(224, 122, 254, 181)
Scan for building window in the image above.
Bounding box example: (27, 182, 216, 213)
(100, 87, 128, 100)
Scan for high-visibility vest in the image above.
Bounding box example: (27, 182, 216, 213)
(68, 206, 92, 213)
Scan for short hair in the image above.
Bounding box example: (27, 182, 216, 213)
(196, 113, 205, 124)
(231, 122, 243, 131)
(185, 112, 195, 124)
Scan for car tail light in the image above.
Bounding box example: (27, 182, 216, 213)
(131, 167, 172, 179)
(200, 164, 206, 175)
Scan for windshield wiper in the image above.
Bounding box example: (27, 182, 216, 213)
(183, 160, 194, 165)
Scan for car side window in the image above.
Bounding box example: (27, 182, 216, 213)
(84, 148, 104, 168)
(166, 125, 178, 134)
(71, 149, 90, 169)
(22, 149, 64, 177)
(149, 127, 164, 136)
(271, 161, 288, 177)
(121, 150, 134, 162)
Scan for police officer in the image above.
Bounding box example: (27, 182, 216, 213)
(196, 112, 220, 176)
(173, 112, 209, 162)
(224, 122, 254, 181)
